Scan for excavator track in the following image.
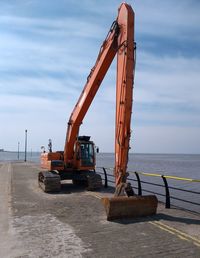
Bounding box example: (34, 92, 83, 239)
(38, 171, 61, 193)
(86, 173, 102, 191)
(72, 172, 103, 190)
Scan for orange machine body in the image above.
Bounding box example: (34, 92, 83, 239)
(41, 138, 96, 172)
(41, 152, 64, 171)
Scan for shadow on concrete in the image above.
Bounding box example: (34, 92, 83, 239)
(47, 182, 115, 195)
(47, 182, 86, 195)
(108, 213, 200, 225)
(155, 213, 200, 225)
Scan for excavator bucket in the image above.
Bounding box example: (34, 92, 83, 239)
(102, 195, 158, 221)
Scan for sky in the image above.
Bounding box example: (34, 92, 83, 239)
(0, 0, 200, 154)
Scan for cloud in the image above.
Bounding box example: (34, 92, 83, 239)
(0, 15, 106, 40)
(0, 0, 199, 153)
(135, 52, 200, 105)
(133, 125, 200, 154)
(134, 0, 200, 39)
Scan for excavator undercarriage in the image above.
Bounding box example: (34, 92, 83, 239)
(38, 170, 102, 193)
(38, 171, 61, 192)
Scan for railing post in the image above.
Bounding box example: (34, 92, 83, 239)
(102, 167, 108, 188)
(134, 172, 142, 196)
(162, 176, 170, 208)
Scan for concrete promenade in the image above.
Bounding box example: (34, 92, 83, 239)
(0, 161, 199, 258)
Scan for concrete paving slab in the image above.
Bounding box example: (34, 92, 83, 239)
(0, 162, 199, 258)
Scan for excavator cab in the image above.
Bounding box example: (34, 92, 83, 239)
(74, 136, 96, 170)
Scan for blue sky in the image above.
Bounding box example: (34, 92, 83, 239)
(0, 0, 200, 154)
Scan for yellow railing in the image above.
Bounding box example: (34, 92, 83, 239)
(96, 167, 200, 211)
(132, 171, 200, 183)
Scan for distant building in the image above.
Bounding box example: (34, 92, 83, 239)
(0, 149, 4, 152)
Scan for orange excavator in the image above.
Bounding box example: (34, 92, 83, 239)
(38, 3, 158, 220)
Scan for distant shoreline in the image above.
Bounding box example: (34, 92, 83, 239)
(0, 151, 200, 155)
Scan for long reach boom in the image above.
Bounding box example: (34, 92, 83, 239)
(64, 3, 135, 187)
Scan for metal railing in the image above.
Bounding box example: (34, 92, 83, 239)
(96, 167, 200, 214)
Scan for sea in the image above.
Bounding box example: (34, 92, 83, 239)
(0, 151, 199, 213)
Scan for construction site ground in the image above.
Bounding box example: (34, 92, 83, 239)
(0, 161, 200, 258)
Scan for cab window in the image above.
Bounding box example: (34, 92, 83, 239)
(80, 143, 94, 166)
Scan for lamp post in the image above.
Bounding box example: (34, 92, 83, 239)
(18, 142, 20, 160)
(24, 129, 27, 162)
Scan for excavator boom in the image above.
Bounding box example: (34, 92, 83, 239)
(115, 3, 135, 186)
(64, 3, 135, 180)
(64, 21, 119, 165)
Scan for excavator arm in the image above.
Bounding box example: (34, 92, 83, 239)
(64, 4, 135, 187)
(115, 4, 135, 186)
(64, 21, 119, 165)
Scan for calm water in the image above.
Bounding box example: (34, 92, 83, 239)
(96, 153, 200, 213)
(96, 153, 200, 178)
(1, 151, 199, 213)
(1, 151, 200, 178)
